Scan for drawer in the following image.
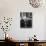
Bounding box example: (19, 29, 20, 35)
(16, 43, 28, 46)
(38, 44, 43, 46)
(38, 43, 46, 46)
(24, 43, 28, 46)
(43, 43, 46, 46)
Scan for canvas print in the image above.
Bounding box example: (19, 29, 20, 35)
(20, 12, 32, 28)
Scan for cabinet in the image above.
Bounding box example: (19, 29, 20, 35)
(38, 43, 46, 46)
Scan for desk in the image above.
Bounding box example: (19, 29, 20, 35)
(14, 40, 46, 46)
(5, 39, 46, 46)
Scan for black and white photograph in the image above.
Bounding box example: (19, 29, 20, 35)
(20, 12, 32, 28)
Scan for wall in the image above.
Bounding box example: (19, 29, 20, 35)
(0, 0, 46, 40)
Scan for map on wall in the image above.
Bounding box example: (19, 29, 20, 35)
(20, 12, 32, 28)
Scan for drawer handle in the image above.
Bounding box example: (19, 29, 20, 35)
(20, 43, 24, 46)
